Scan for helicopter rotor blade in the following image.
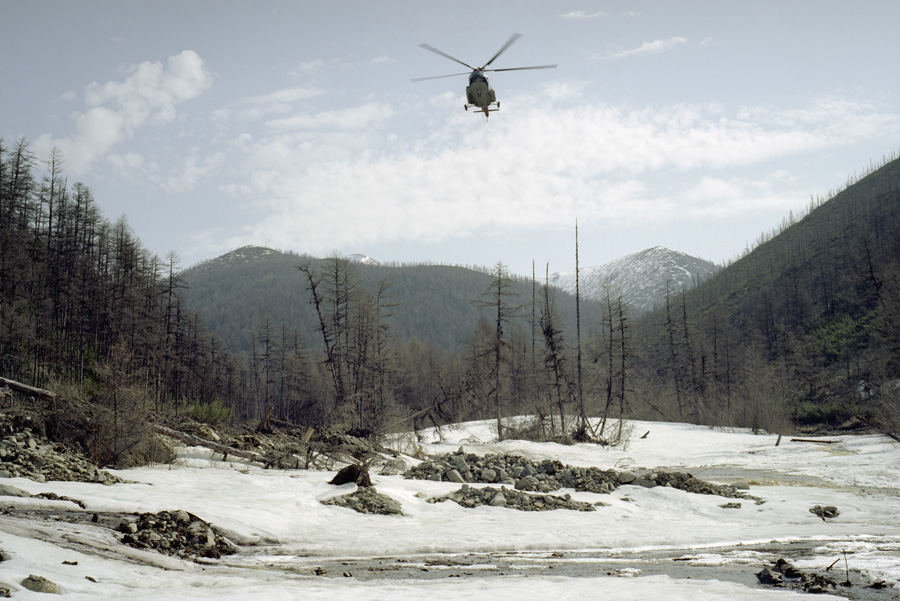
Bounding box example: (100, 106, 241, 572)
(410, 72, 471, 82)
(487, 64, 558, 73)
(483, 33, 522, 68)
(418, 43, 477, 71)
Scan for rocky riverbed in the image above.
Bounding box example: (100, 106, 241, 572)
(0, 414, 123, 485)
(405, 448, 762, 503)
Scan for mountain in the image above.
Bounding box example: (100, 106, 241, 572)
(628, 153, 900, 429)
(549, 247, 719, 315)
(180, 247, 606, 353)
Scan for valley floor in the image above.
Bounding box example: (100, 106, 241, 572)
(2, 419, 899, 599)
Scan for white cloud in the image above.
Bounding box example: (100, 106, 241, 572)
(597, 37, 688, 61)
(84, 50, 212, 124)
(264, 102, 394, 131)
(560, 11, 606, 19)
(178, 89, 900, 267)
(237, 87, 327, 120)
(161, 148, 225, 193)
(294, 59, 325, 74)
(108, 151, 144, 172)
(34, 50, 212, 173)
(245, 87, 325, 106)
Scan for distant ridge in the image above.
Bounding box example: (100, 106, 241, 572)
(549, 247, 719, 314)
(180, 247, 605, 353)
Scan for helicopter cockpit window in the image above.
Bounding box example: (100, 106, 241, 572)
(469, 71, 487, 85)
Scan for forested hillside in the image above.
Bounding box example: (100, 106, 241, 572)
(629, 152, 900, 436)
(180, 246, 604, 353)
(0, 138, 629, 451)
(4, 135, 898, 451)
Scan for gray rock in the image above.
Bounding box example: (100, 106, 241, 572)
(481, 468, 497, 482)
(617, 471, 637, 484)
(515, 476, 536, 491)
(489, 492, 506, 507)
(20, 575, 59, 594)
(446, 469, 465, 483)
(172, 510, 191, 524)
(756, 567, 782, 585)
(451, 455, 470, 473)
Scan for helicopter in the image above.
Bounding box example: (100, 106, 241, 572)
(412, 33, 556, 119)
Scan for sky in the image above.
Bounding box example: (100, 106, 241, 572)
(3, 1, 900, 277)
(4, 418, 900, 598)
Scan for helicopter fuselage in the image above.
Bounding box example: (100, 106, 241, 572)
(466, 70, 497, 109)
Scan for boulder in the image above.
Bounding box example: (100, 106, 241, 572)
(616, 471, 637, 484)
(20, 575, 59, 594)
(445, 469, 465, 483)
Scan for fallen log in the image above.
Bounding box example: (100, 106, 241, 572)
(790, 438, 839, 444)
(852, 413, 900, 444)
(0, 376, 56, 400)
(154, 424, 266, 465)
(378, 403, 436, 434)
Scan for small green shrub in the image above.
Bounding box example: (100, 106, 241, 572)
(792, 400, 851, 425)
(185, 398, 233, 425)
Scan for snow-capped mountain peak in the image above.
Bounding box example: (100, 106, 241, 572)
(549, 247, 719, 314)
(347, 253, 380, 266)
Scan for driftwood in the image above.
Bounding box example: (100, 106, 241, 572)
(378, 403, 436, 434)
(790, 438, 839, 444)
(154, 424, 266, 464)
(0, 376, 56, 400)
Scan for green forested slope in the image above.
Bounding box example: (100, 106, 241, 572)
(631, 154, 900, 430)
(181, 248, 604, 353)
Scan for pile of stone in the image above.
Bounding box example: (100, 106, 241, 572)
(406, 449, 759, 501)
(428, 484, 597, 512)
(756, 558, 844, 594)
(0, 415, 123, 485)
(117, 510, 238, 560)
(626, 470, 763, 503)
(404, 449, 620, 494)
(320, 486, 403, 515)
